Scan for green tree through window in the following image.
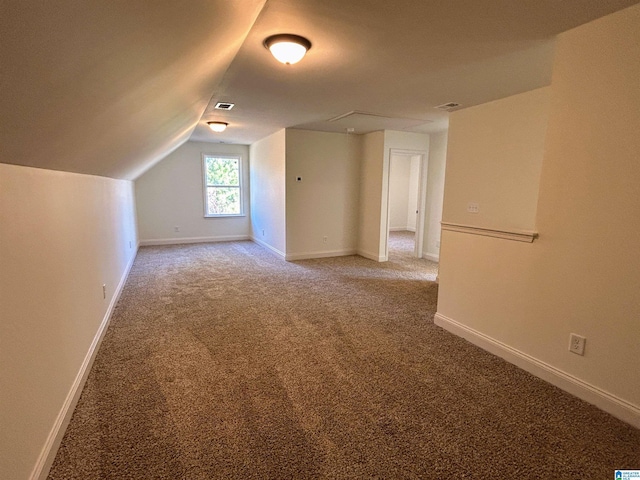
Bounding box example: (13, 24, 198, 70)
(203, 155, 242, 216)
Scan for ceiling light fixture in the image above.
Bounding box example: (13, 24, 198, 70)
(207, 121, 228, 133)
(263, 34, 311, 65)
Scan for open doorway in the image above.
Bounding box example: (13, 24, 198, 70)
(387, 150, 425, 260)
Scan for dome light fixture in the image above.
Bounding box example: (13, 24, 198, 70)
(263, 34, 312, 65)
(207, 121, 228, 133)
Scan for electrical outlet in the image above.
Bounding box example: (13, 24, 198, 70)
(569, 333, 586, 356)
(323, 236, 328, 243)
(174, 226, 180, 233)
(467, 202, 480, 214)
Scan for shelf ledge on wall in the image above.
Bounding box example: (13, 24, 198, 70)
(441, 222, 539, 243)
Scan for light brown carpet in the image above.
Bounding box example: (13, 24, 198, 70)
(49, 234, 639, 479)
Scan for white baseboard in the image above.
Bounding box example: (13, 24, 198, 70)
(389, 227, 416, 232)
(424, 252, 439, 262)
(31, 249, 139, 480)
(434, 313, 640, 429)
(357, 249, 387, 262)
(250, 236, 285, 259)
(285, 249, 357, 261)
(140, 235, 249, 246)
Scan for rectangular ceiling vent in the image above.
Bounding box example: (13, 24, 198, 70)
(214, 102, 235, 110)
(434, 102, 461, 111)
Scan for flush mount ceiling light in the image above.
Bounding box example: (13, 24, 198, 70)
(207, 121, 228, 133)
(263, 34, 311, 65)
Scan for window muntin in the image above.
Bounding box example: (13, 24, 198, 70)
(202, 155, 243, 216)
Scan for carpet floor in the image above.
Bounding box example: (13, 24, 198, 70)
(49, 234, 639, 479)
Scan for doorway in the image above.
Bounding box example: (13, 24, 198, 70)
(386, 149, 427, 260)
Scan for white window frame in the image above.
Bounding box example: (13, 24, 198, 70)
(202, 154, 244, 217)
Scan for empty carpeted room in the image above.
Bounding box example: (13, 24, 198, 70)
(2, 1, 640, 479)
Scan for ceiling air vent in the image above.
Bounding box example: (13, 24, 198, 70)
(214, 102, 235, 110)
(434, 102, 461, 111)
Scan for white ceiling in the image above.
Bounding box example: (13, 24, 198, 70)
(2, 0, 638, 179)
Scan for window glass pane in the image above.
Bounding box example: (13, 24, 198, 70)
(206, 157, 239, 186)
(207, 187, 240, 215)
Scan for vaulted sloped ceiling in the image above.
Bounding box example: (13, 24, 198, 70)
(2, 0, 639, 180)
(0, 0, 265, 180)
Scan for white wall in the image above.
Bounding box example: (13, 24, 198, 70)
(0, 164, 138, 479)
(285, 130, 361, 260)
(357, 131, 386, 261)
(249, 129, 287, 256)
(135, 141, 250, 245)
(388, 155, 412, 230)
(436, 3, 640, 427)
(423, 131, 447, 261)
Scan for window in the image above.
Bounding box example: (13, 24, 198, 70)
(202, 154, 243, 216)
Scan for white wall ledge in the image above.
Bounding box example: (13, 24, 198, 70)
(441, 222, 538, 243)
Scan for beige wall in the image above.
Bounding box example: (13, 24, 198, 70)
(423, 131, 447, 261)
(0, 164, 138, 479)
(357, 131, 386, 260)
(443, 87, 550, 232)
(384, 130, 430, 153)
(249, 130, 287, 256)
(285, 130, 361, 260)
(436, 4, 640, 426)
(245, 128, 433, 263)
(135, 141, 250, 244)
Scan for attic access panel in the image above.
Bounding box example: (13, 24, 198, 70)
(329, 111, 432, 133)
(294, 111, 433, 134)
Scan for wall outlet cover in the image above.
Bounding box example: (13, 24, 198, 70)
(569, 333, 586, 356)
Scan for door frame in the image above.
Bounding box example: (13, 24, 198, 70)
(385, 148, 428, 260)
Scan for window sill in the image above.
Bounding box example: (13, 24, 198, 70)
(204, 214, 246, 218)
